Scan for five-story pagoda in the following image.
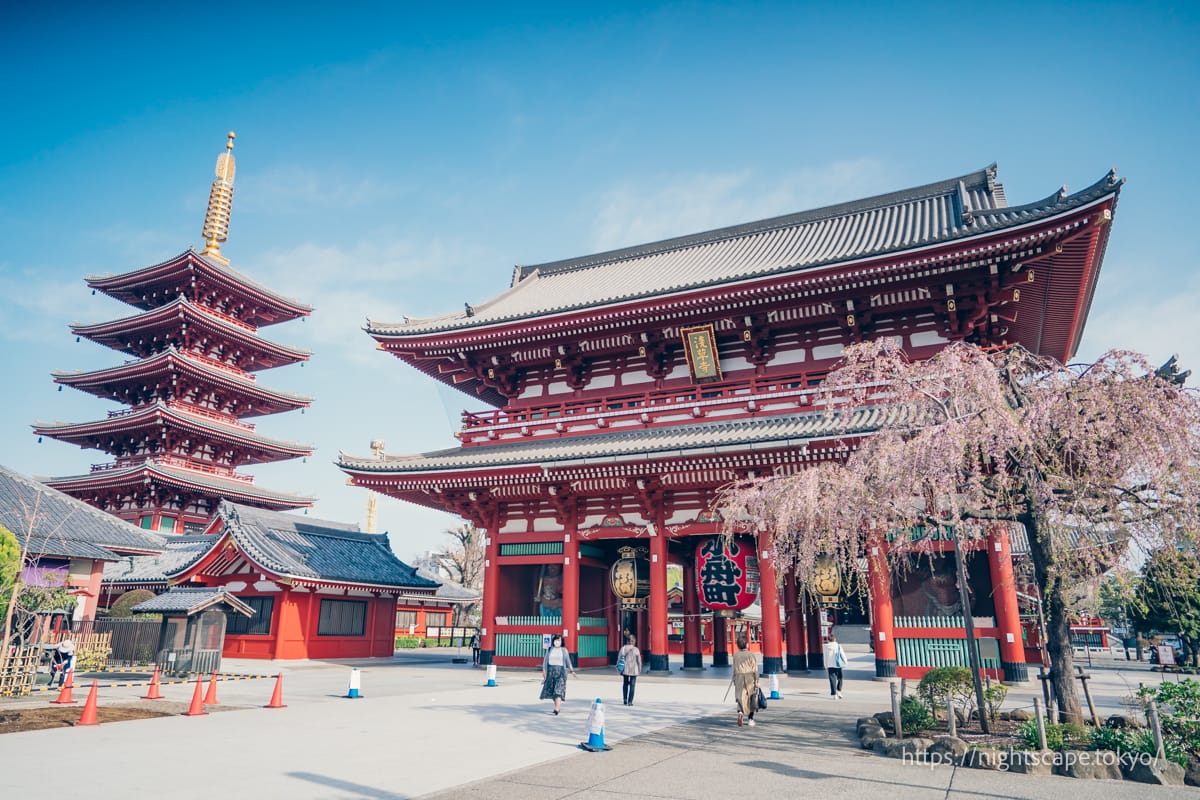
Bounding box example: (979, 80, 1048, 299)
(34, 134, 316, 533)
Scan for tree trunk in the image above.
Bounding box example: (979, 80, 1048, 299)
(1021, 509, 1084, 724)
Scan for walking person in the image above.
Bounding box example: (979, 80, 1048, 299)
(539, 634, 577, 715)
(823, 633, 846, 699)
(470, 630, 481, 666)
(617, 634, 641, 705)
(732, 633, 759, 727)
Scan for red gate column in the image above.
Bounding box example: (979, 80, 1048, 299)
(606, 588, 621, 665)
(681, 543, 702, 670)
(988, 524, 1029, 683)
(712, 612, 729, 667)
(757, 532, 784, 676)
(784, 567, 807, 672)
(479, 527, 500, 666)
(868, 534, 897, 678)
(648, 527, 670, 672)
(562, 530, 580, 668)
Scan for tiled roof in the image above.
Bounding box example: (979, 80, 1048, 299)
(0, 462, 165, 558)
(103, 535, 214, 583)
(415, 567, 479, 601)
(368, 166, 1122, 336)
(339, 406, 898, 474)
(167, 502, 441, 591)
(130, 586, 254, 616)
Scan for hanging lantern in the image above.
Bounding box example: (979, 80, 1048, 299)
(812, 554, 842, 608)
(609, 545, 651, 610)
(696, 536, 759, 616)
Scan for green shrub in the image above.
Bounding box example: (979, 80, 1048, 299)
(900, 694, 934, 732)
(918, 666, 975, 721)
(1135, 678, 1200, 761)
(1016, 720, 1091, 751)
(110, 589, 157, 618)
(395, 636, 422, 649)
(982, 684, 1008, 723)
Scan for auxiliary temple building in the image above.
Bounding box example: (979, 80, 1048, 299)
(348, 164, 1123, 679)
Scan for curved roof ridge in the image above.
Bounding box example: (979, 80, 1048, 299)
(518, 164, 1002, 280)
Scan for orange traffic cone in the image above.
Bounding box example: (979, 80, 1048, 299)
(76, 681, 100, 726)
(263, 672, 286, 709)
(203, 672, 220, 705)
(182, 675, 208, 716)
(141, 666, 163, 700)
(50, 670, 77, 705)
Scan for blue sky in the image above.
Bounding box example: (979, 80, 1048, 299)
(2, 2, 1197, 559)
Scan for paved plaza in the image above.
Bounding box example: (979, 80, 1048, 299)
(0, 645, 1194, 799)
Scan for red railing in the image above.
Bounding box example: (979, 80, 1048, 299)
(90, 456, 254, 483)
(103, 402, 255, 430)
(461, 372, 830, 429)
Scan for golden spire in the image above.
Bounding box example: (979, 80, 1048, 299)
(200, 131, 237, 265)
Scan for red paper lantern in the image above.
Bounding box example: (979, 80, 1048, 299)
(695, 536, 759, 613)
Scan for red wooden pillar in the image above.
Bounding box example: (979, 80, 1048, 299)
(681, 543, 702, 670)
(711, 613, 730, 666)
(988, 524, 1029, 682)
(757, 532, 784, 676)
(806, 602, 824, 670)
(648, 527, 670, 672)
(868, 534, 898, 678)
(479, 527, 500, 666)
(562, 529, 580, 668)
(784, 567, 807, 672)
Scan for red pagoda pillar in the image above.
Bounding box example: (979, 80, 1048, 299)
(867, 534, 898, 678)
(681, 543, 703, 670)
(806, 603, 824, 670)
(562, 531, 580, 668)
(987, 524, 1029, 682)
(757, 532, 784, 676)
(479, 528, 500, 666)
(648, 526, 670, 672)
(784, 567, 807, 672)
(712, 612, 729, 667)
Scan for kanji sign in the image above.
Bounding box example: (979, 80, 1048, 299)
(680, 324, 723, 384)
(695, 536, 759, 613)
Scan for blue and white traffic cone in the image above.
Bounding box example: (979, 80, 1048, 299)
(345, 667, 362, 699)
(485, 664, 497, 687)
(579, 697, 612, 751)
(769, 673, 781, 700)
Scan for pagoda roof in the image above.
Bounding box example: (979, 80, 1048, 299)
(52, 346, 313, 417)
(368, 166, 1121, 338)
(71, 296, 311, 370)
(0, 462, 165, 558)
(339, 405, 896, 476)
(33, 401, 315, 464)
(166, 502, 440, 592)
(44, 460, 315, 511)
(131, 586, 255, 617)
(87, 250, 312, 327)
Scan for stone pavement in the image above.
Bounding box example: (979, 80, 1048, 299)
(0, 646, 1192, 799)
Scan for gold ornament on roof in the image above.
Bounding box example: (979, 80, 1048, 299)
(200, 132, 237, 265)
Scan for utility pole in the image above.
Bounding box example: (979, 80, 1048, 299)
(365, 439, 385, 533)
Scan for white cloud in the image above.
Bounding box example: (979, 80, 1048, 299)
(1078, 269, 1200, 376)
(239, 166, 402, 212)
(588, 158, 892, 251)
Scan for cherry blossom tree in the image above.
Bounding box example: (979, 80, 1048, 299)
(719, 339, 1200, 723)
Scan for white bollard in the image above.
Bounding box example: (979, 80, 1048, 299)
(345, 667, 362, 698)
(486, 664, 497, 687)
(769, 673, 781, 700)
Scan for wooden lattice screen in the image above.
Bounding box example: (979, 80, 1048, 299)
(0, 646, 40, 697)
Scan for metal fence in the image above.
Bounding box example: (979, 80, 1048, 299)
(63, 619, 162, 667)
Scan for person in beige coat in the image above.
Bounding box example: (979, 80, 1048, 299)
(617, 634, 642, 705)
(731, 633, 759, 727)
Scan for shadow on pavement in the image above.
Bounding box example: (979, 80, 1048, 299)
(287, 770, 410, 799)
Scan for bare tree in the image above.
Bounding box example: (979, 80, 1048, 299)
(429, 524, 484, 625)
